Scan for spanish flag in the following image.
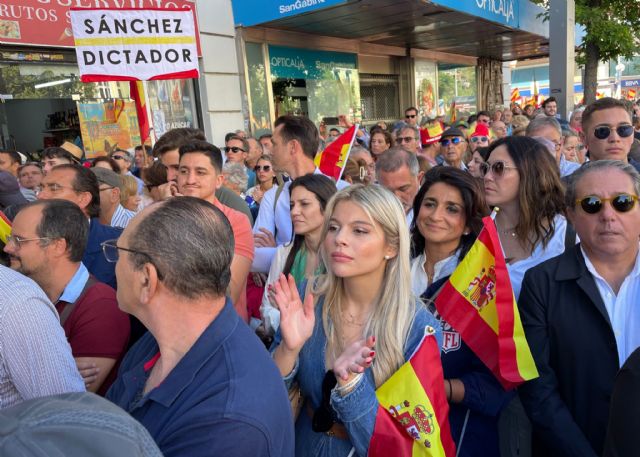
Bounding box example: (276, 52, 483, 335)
(314, 124, 357, 181)
(434, 216, 538, 390)
(369, 327, 456, 457)
(510, 87, 520, 103)
(130, 81, 151, 144)
(0, 210, 11, 244)
(628, 89, 637, 100)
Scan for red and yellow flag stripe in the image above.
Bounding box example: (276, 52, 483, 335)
(0, 211, 11, 244)
(435, 217, 538, 390)
(369, 329, 456, 457)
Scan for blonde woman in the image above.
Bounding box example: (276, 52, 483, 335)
(271, 184, 441, 457)
(120, 174, 141, 211)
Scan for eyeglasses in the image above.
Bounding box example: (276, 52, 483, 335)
(575, 194, 639, 214)
(40, 182, 75, 193)
(593, 125, 634, 140)
(479, 160, 518, 177)
(441, 137, 463, 146)
(254, 165, 272, 172)
(101, 239, 164, 279)
(99, 185, 115, 192)
(470, 136, 489, 143)
(405, 114, 416, 119)
(5, 235, 51, 248)
(312, 370, 337, 433)
(224, 146, 245, 153)
(396, 136, 416, 144)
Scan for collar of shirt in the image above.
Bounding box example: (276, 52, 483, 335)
(410, 251, 459, 296)
(126, 298, 239, 409)
(57, 263, 89, 304)
(581, 244, 640, 296)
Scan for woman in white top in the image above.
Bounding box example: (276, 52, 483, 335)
(260, 174, 337, 335)
(480, 136, 568, 299)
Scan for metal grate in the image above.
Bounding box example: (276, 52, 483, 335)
(359, 73, 400, 122)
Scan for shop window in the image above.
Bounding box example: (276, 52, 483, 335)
(246, 42, 272, 136)
(359, 73, 399, 123)
(438, 65, 477, 119)
(146, 79, 198, 139)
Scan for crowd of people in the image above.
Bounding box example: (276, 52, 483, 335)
(0, 95, 640, 457)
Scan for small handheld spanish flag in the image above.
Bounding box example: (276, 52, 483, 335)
(0, 210, 11, 244)
(369, 327, 456, 457)
(510, 87, 520, 103)
(314, 124, 358, 181)
(434, 216, 538, 390)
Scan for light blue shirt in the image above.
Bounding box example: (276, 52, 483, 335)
(582, 245, 640, 366)
(58, 263, 90, 304)
(111, 204, 136, 229)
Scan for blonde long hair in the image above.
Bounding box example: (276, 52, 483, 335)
(314, 184, 416, 388)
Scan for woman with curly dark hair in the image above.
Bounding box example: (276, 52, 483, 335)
(480, 136, 568, 299)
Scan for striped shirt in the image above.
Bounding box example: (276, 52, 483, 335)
(110, 204, 136, 229)
(0, 266, 85, 409)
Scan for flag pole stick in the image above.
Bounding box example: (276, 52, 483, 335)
(490, 207, 500, 220)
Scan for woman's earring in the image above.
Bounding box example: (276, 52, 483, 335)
(384, 255, 390, 260)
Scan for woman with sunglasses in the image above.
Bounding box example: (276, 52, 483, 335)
(409, 167, 511, 456)
(481, 136, 567, 299)
(246, 155, 277, 218)
(271, 185, 441, 457)
(261, 174, 337, 336)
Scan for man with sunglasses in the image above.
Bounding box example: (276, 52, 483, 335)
(580, 98, 640, 171)
(396, 125, 420, 154)
(439, 127, 467, 170)
(519, 160, 640, 457)
(404, 106, 419, 127)
(225, 135, 256, 189)
(105, 197, 294, 457)
(4, 199, 129, 395)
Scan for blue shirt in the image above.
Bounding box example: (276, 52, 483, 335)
(58, 263, 90, 303)
(107, 299, 294, 457)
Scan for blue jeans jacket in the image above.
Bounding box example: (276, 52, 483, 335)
(278, 295, 441, 457)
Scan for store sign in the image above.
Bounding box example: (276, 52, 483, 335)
(233, 0, 347, 27)
(0, 0, 200, 55)
(268, 45, 356, 80)
(71, 8, 199, 81)
(623, 80, 640, 88)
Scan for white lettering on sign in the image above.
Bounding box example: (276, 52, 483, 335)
(279, 0, 325, 15)
(475, 0, 515, 24)
(71, 8, 198, 81)
(270, 56, 305, 70)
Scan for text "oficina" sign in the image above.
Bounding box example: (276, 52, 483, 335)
(70, 7, 199, 82)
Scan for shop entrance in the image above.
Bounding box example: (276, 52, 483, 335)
(273, 78, 308, 118)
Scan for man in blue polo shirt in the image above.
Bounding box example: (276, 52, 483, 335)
(106, 197, 294, 457)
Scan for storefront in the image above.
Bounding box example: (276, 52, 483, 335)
(0, 0, 201, 159)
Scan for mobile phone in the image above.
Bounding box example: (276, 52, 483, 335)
(322, 117, 339, 125)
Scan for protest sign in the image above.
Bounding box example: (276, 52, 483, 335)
(70, 8, 198, 82)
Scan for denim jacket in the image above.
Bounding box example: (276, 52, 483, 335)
(278, 294, 441, 457)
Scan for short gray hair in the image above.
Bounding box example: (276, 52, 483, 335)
(350, 145, 371, 159)
(375, 146, 419, 177)
(399, 125, 420, 141)
(127, 197, 234, 299)
(565, 160, 640, 209)
(526, 116, 562, 137)
(222, 162, 248, 192)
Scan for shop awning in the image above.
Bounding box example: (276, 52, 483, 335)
(234, 0, 550, 62)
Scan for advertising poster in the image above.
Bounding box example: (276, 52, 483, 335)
(77, 101, 141, 159)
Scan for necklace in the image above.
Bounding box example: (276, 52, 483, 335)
(341, 310, 367, 327)
(498, 225, 517, 237)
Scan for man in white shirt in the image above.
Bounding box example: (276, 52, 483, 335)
(519, 159, 640, 456)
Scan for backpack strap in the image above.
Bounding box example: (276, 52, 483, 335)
(59, 275, 99, 326)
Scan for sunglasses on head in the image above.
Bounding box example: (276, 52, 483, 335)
(224, 146, 245, 153)
(576, 194, 639, 214)
(479, 160, 517, 177)
(396, 136, 415, 143)
(593, 125, 634, 140)
(470, 136, 489, 143)
(254, 164, 271, 172)
(312, 370, 337, 433)
(441, 137, 463, 146)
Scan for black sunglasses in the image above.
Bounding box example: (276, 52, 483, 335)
(593, 125, 634, 140)
(224, 146, 245, 153)
(405, 114, 416, 118)
(479, 160, 518, 177)
(312, 370, 337, 433)
(576, 194, 639, 214)
(254, 165, 271, 172)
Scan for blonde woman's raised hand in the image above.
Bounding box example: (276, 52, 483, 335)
(272, 274, 315, 352)
(333, 335, 376, 382)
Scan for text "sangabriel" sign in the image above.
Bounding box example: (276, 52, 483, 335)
(70, 8, 199, 82)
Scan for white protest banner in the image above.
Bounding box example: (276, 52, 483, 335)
(70, 8, 199, 82)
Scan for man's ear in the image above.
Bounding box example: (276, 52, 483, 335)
(214, 172, 224, 190)
(139, 262, 159, 305)
(111, 187, 121, 204)
(77, 191, 93, 213)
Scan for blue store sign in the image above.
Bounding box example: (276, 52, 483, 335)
(268, 45, 357, 79)
(623, 80, 640, 88)
(233, 0, 347, 27)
